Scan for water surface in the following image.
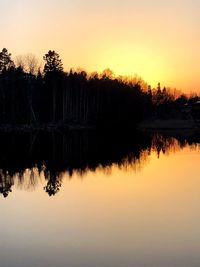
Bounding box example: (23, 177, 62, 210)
(0, 132, 200, 267)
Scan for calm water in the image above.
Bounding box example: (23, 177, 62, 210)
(0, 132, 200, 267)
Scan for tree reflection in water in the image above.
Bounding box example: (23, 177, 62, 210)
(0, 130, 199, 197)
(0, 170, 13, 198)
(44, 169, 62, 196)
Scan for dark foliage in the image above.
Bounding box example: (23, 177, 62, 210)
(0, 48, 199, 128)
(0, 48, 154, 128)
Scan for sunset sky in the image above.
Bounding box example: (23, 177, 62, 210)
(1, 0, 200, 92)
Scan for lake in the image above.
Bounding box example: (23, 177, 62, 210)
(0, 131, 200, 267)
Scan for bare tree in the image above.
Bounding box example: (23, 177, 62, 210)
(15, 55, 26, 71)
(25, 54, 39, 75)
(15, 54, 39, 75)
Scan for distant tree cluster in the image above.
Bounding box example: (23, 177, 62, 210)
(0, 130, 199, 198)
(0, 48, 199, 128)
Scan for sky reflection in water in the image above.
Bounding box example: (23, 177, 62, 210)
(0, 133, 200, 267)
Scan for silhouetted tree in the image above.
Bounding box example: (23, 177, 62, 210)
(43, 50, 64, 122)
(0, 48, 14, 73)
(43, 50, 63, 74)
(0, 47, 198, 127)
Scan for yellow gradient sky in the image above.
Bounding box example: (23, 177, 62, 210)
(1, 0, 200, 92)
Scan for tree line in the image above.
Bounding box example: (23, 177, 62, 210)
(0, 131, 199, 198)
(0, 48, 199, 128)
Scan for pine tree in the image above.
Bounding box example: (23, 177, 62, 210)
(0, 48, 14, 73)
(43, 50, 63, 74)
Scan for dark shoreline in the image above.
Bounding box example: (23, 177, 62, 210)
(0, 119, 200, 133)
(0, 123, 95, 133)
(138, 119, 200, 132)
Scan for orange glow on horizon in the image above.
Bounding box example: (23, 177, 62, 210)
(1, 0, 200, 93)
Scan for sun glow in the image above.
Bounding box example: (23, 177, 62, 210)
(1, 0, 200, 92)
(95, 44, 166, 87)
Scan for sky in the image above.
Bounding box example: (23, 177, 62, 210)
(1, 0, 200, 92)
